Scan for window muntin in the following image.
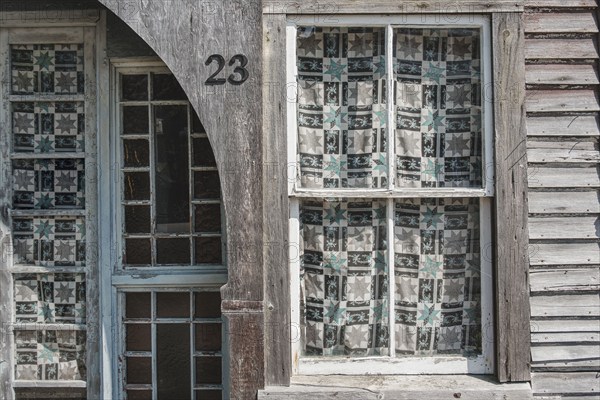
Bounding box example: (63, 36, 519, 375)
(117, 71, 223, 268)
(289, 16, 493, 374)
(121, 290, 223, 400)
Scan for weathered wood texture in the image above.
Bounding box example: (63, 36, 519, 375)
(262, 0, 524, 14)
(263, 13, 291, 386)
(524, 0, 600, 393)
(259, 375, 533, 400)
(97, 1, 266, 398)
(493, 12, 532, 383)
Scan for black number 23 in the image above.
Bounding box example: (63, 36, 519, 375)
(205, 54, 249, 86)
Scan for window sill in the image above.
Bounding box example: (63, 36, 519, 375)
(259, 375, 532, 400)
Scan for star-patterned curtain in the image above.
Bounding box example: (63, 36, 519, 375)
(394, 28, 482, 188)
(9, 43, 87, 381)
(296, 27, 388, 189)
(296, 26, 484, 358)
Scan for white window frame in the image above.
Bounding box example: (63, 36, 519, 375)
(287, 15, 494, 375)
(98, 58, 228, 399)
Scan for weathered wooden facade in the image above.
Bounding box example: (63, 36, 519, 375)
(0, 1, 597, 399)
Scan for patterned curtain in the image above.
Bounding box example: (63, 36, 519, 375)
(296, 27, 388, 189)
(10, 43, 87, 381)
(300, 200, 389, 356)
(394, 28, 482, 188)
(394, 198, 481, 355)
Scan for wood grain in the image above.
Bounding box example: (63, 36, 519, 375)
(529, 216, 599, 239)
(529, 242, 600, 265)
(492, 12, 532, 383)
(525, 63, 599, 85)
(526, 115, 600, 137)
(526, 89, 600, 113)
(527, 141, 599, 163)
(263, 0, 524, 14)
(524, 12, 598, 33)
(530, 294, 600, 317)
(528, 191, 600, 214)
(531, 372, 600, 395)
(528, 167, 600, 188)
(530, 268, 600, 292)
(525, 38, 598, 59)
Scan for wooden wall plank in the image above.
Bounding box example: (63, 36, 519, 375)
(528, 191, 600, 214)
(526, 115, 599, 137)
(263, 0, 524, 14)
(526, 90, 600, 113)
(525, 64, 599, 85)
(530, 268, 600, 292)
(530, 242, 600, 265)
(531, 345, 600, 369)
(530, 294, 600, 317)
(531, 372, 600, 395)
(493, 12, 532, 383)
(531, 319, 600, 343)
(525, 38, 598, 59)
(528, 167, 600, 188)
(263, 13, 291, 386)
(524, 12, 598, 33)
(527, 141, 599, 163)
(525, 0, 597, 7)
(528, 216, 599, 239)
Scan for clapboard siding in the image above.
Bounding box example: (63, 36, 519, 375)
(527, 115, 600, 137)
(524, 12, 598, 33)
(528, 191, 600, 213)
(525, 37, 598, 59)
(529, 216, 599, 239)
(524, 2, 600, 397)
(531, 372, 600, 396)
(528, 166, 600, 188)
(526, 89, 600, 112)
(526, 63, 599, 85)
(531, 319, 600, 343)
(527, 140, 599, 163)
(531, 345, 600, 370)
(530, 242, 600, 265)
(530, 268, 600, 292)
(530, 294, 600, 318)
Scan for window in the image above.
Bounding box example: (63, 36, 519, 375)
(287, 16, 494, 374)
(103, 62, 227, 399)
(0, 26, 96, 395)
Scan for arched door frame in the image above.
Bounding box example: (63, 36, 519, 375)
(95, 1, 265, 398)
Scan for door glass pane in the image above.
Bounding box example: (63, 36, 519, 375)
(156, 238, 191, 265)
(126, 324, 152, 352)
(156, 292, 190, 318)
(154, 105, 190, 233)
(125, 206, 151, 234)
(394, 28, 482, 188)
(123, 106, 149, 135)
(157, 324, 191, 400)
(125, 292, 151, 319)
(126, 357, 152, 384)
(296, 27, 388, 189)
(122, 74, 149, 101)
(124, 139, 150, 168)
(152, 73, 187, 100)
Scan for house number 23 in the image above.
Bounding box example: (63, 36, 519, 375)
(205, 54, 249, 86)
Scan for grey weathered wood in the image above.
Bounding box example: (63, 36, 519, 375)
(0, 25, 13, 400)
(531, 319, 600, 343)
(530, 294, 600, 317)
(525, 0, 597, 7)
(529, 242, 600, 265)
(531, 345, 600, 369)
(262, 0, 524, 14)
(259, 375, 533, 399)
(525, 38, 598, 59)
(524, 12, 598, 33)
(526, 115, 600, 137)
(527, 141, 599, 164)
(528, 216, 599, 239)
(528, 167, 600, 188)
(530, 268, 600, 292)
(526, 90, 600, 113)
(493, 12, 532, 383)
(263, 14, 291, 386)
(528, 191, 600, 214)
(525, 63, 599, 85)
(97, 0, 266, 397)
(531, 372, 600, 395)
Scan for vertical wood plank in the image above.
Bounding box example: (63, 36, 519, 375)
(0, 26, 15, 400)
(492, 12, 532, 383)
(263, 14, 291, 386)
